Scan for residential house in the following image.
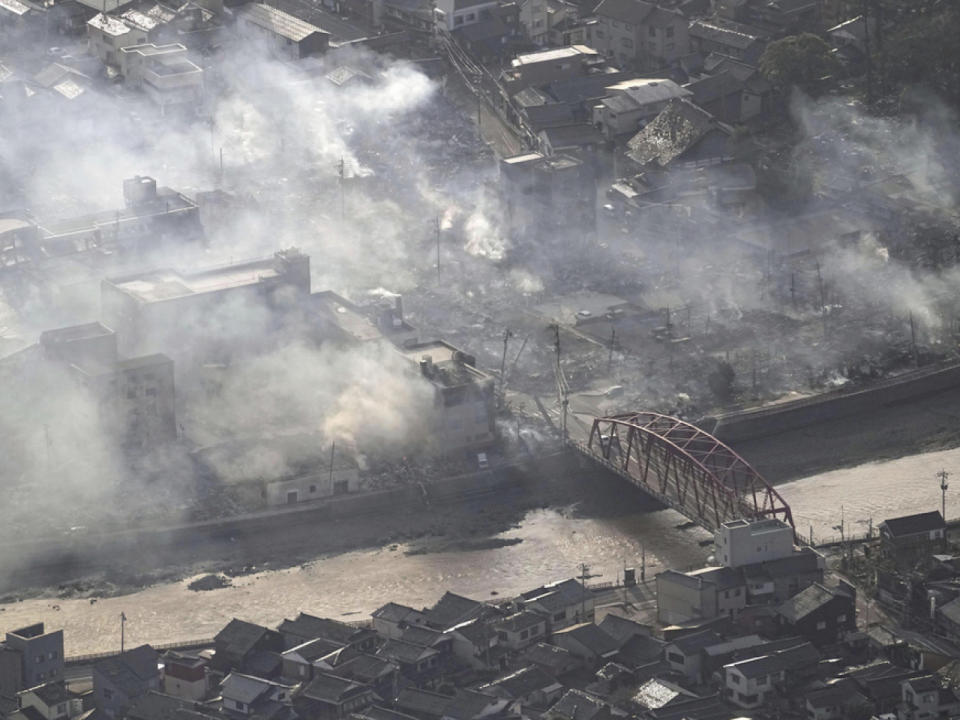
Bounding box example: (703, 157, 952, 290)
(393, 688, 452, 720)
(440, 690, 510, 720)
(702, 53, 776, 116)
(446, 619, 503, 671)
(281, 638, 348, 683)
(842, 662, 924, 715)
(0, 624, 64, 700)
(16, 683, 77, 720)
(352, 707, 419, 720)
(645, 693, 731, 720)
(590, 0, 689, 70)
(937, 597, 960, 642)
(375, 640, 441, 686)
(499, 45, 602, 94)
(93, 645, 161, 719)
(537, 123, 605, 156)
(544, 689, 610, 720)
(722, 641, 819, 710)
(879, 512, 947, 559)
(594, 78, 692, 138)
(494, 612, 547, 652)
(399, 627, 453, 658)
(684, 71, 761, 124)
(551, 624, 620, 665)
(453, 8, 526, 65)
(518, 0, 548, 43)
(688, 17, 768, 64)
(424, 592, 488, 632)
(744, 0, 821, 35)
(212, 619, 284, 674)
(596, 615, 651, 644)
(657, 570, 718, 625)
(325, 654, 398, 701)
(899, 675, 960, 720)
(478, 666, 563, 708)
(293, 672, 375, 720)
(124, 690, 215, 720)
(687, 566, 747, 618)
(221, 673, 294, 716)
(625, 99, 733, 170)
(775, 583, 856, 647)
(804, 679, 869, 720)
(372, 603, 427, 641)
(522, 642, 582, 678)
(161, 651, 207, 701)
(237, 4, 329, 59)
(433, 0, 498, 32)
(279, 615, 377, 653)
(663, 630, 722, 683)
(519, 578, 594, 631)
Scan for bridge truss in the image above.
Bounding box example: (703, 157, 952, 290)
(584, 412, 794, 533)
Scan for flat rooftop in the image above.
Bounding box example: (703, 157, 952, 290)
(107, 258, 284, 303)
(38, 188, 196, 239)
(40, 321, 114, 343)
(512, 45, 595, 66)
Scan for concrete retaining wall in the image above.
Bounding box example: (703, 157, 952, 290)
(703, 362, 960, 444)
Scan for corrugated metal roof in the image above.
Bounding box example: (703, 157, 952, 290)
(241, 3, 323, 42)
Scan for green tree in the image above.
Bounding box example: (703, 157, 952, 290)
(759, 33, 840, 90)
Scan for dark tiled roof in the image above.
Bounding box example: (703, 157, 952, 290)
(647, 693, 733, 720)
(443, 689, 501, 720)
(94, 645, 159, 697)
(376, 640, 437, 665)
(279, 614, 368, 645)
(479, 665, 557, 699)
(592, 0, 653, 25)
(778, 583, 844, 623)
(597, 615, 652, 646)
(523, 643, 578, 673)
(299, 672, 367, 703)
(394, 688, 452, 718)
(497, 611, 545, 634)
(881, 511, 946, 538)
(547, 689, 607, 720)
(423, 592, 484, 630)
(372, 603, 418, 624)
(553, 623, 619, 657)
(215, 619, 276, 659)
(666, 629, 722, 655)
(351, 706, 418, 720)
(30, 682, 72, 706)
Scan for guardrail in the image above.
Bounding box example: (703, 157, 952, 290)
(65, 638, 215, 665)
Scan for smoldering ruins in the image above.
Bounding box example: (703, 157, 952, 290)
(2, 0, 960, 578)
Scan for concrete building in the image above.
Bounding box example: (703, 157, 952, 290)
(38, 323, 177, 449)
(101, 248, 311, 361)
(264, 455, 361, 506)
(238, 4, 330, 59)
(0, 625, 64, 699)
(398, 341, 495, 457)
(716, 518, 795, 569)
(499, 45, 601, 93)
(87, 13, 148, 68)
(499, 152, 596, 247)
(118, 44, 203, 111)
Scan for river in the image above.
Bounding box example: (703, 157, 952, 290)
(3, 445, 958, 655)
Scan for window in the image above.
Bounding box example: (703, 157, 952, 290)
(611, 20, 619, 28)
(454, 15, 463, 25)
(104, 689, 114, 701)
(730, 673, 740, 685)
(235, 702, 244, 711)
(595, 29, 604, 38)
(466, 12, 475, 20)
(665, 25, 673, 37)
(309, 485, 317, 493)
(50, 651, 58, 660)
(57, 705, 66, 715)
(37, 672, 44, 681)
(757, 674, 767, 686)
(35, 656, 43, 664)
(553, 611, 565, 621)
(520, 630, 528, 640)
(667, 652, 684, 664)
(837, 614, 847, 623)
(620, 37, 633, 48)
(145, 387, 157, 397)
(816, 621, 827, 630)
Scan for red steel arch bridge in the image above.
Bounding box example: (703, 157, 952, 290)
(574, 412, 794, 533)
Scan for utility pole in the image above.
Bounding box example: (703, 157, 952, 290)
(120, 612, 127, 654)
(816, 260, 827, 337)
(938, 469, 950, 522)
(329, 441, 336, 490)
(640, 545, 646, 582)
(498, 328, 513, 408)
(578, 563, 590, 621)
(435, 215, 441, 278)
(338, 157, 345, 220)
(909, 312, 919, 367)
(790, 271, 796, 309)
(607, 327, 616, 374)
